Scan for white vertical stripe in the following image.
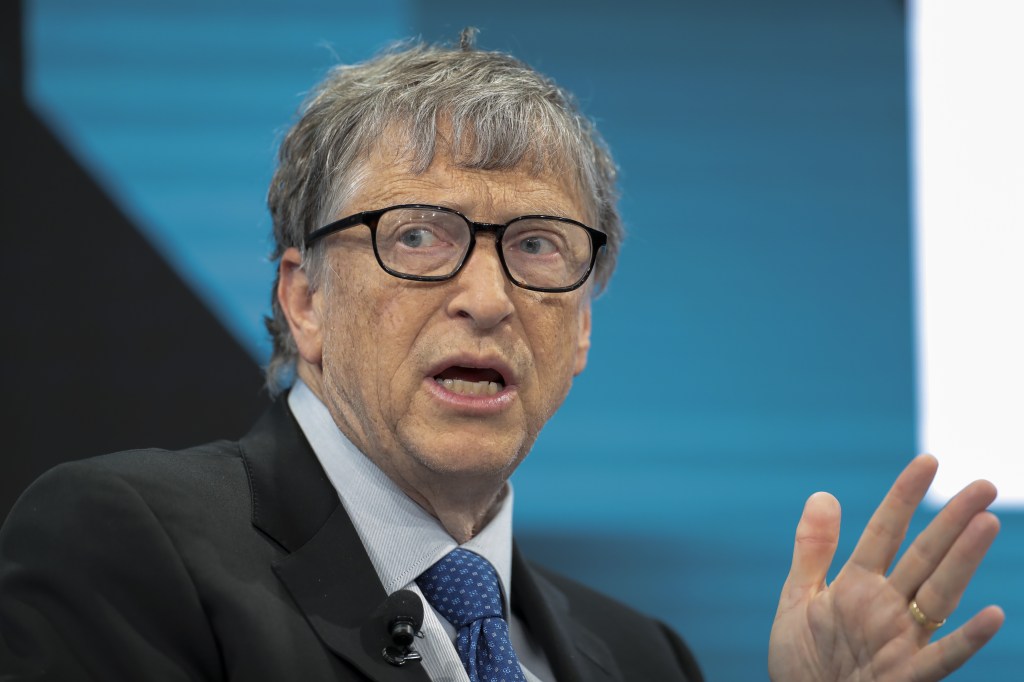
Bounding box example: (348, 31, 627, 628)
(911, 0, 1024, 507)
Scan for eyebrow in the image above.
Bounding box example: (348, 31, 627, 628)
(399, 200, 585, 223)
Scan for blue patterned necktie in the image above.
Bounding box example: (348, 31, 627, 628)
(416, 548, 527, 682)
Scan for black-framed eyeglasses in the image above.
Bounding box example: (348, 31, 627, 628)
(305, 204, 607, 293)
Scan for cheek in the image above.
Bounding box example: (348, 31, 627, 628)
(319, 296, 373, 392)
(318, 275, 387, 394)
(524, 300, 583, 405)
(326, 283, 439, 403)
(375, 286, 443, 355)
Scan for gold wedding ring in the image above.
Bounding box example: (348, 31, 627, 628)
(909, 600, 947, 631)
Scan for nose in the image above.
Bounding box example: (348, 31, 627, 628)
(445, 237, 515, 329)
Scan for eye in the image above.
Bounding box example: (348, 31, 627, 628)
(516, 234, 559, 256)
(397, 227, 440, 248)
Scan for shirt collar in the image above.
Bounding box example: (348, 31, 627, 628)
(287, 379, 515, 602)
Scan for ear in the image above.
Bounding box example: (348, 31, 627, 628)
(277, 247, 324, 366)
(573, 297, 592, 376)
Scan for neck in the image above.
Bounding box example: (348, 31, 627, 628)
(296, 365, 509, 543)
(401, 478, 507, 544)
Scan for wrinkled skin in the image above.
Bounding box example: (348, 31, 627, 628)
(278, 142, 593, 542)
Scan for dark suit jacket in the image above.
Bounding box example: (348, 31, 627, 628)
(0, 399, 702, 681)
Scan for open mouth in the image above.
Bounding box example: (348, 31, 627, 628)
(433, 366, 507, 397)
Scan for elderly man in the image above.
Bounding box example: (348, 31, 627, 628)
(0, 38, 1003, 681)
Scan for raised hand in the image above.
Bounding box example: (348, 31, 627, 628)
(768, 455, 1004, 681)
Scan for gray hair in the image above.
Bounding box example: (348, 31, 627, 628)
(265, 38, 622, 395)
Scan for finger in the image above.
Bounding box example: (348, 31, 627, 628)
(912, 511, 1000, 626)
(778, 492, 841, 611)
(847, 454, 938, 574)
(911, 605, 1004, 681)
(889, 479, 998, 598)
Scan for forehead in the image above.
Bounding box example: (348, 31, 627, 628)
(339, 138, 592, 225)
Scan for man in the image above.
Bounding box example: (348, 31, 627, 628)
(0, 37, 1003, 681)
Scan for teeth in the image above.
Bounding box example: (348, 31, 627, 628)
(436, 378, 502, 396)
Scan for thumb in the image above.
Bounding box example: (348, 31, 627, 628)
(779, 492, 841, 611)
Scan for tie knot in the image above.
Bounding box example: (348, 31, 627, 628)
(416, 548, 504, 627)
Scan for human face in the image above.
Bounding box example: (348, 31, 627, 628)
(304, 144, 594, 492)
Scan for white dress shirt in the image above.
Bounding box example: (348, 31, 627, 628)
(288, 380, 555, 682)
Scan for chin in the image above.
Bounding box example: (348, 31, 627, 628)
(400, 430, 530, 479)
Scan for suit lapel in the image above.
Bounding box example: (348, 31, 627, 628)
(512, 545, 624, 682)
(240, 399, 618, 682)
(240, 399, 430, 682)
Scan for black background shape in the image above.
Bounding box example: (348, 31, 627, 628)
(0, 0, 267, 521)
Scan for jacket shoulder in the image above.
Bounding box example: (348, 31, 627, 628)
(17, 440, 244, 505)
(0, 443, 248, 680)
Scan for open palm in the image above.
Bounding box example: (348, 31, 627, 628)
(769, 455, 1004, 681)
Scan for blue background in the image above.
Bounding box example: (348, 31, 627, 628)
(25, 0, 1021, 678)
